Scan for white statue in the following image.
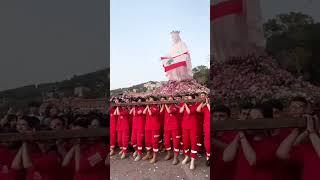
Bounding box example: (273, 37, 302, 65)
(211, 0, 266, 62)
(161, 31, 193, 81)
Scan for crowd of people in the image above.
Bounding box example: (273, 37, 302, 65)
(213, 96, 320, 180)
(109, 92, 210, 170)
(0, 102, 108, 180)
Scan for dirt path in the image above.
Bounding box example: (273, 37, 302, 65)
(110, 151, 210, 180)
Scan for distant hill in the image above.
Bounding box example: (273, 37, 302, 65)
(110, 81, 159, 96)
(0, 68, 108, 111)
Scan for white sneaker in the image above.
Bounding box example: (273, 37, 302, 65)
(120, 153, 126, 159)
(133, 151, 138, 157)
(134, 154, 142, 161)
(189, 158, 195, 170)
(109, 150, 115, 156)
(181, 156, 190, 165)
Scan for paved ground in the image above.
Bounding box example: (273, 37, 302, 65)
(110, 151, 210, 180)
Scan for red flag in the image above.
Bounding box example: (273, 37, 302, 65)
(211, 0, 243, 21)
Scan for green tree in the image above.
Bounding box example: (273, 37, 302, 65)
(192, 65, 209, 86)
(263, 12, 320, 83)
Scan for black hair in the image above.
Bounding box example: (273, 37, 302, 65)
(291, 96, 308, 105)
(175, 95, 182, 98)
(73, 118, 88, 128)
(137, 97, 146, 102)
(19, 116, 40, 129)
(266, 99, 284, 111)
(213, 105, 231, 117)
(239, 101, 254, 110)
(36, 125, 52, 131)
(259, 103, 273, 118)
(7, 114, 18, 122)
(185, 94, 196, 99)
(149, 96, 158, 101)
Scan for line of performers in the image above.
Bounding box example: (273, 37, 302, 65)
(109, 92, 210, 170)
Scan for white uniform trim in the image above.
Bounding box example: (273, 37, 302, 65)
(191, 150, 197, 154)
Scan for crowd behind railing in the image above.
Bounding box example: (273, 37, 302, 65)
(213, 96, 320, 180)
(0, 102, 108, 180)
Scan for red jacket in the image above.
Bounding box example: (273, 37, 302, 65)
(117, 107, 130, 131)
(164, 104, 180, 130)
(0, 146, 25, 180)
(74, 143, 107, 180)
(26, 149, 61, 180)
(110, 107, 117, 132)
(202, 105, 210, 133)
(145, 105, 160, 131)
(132, 106, 146, 131)
(182, 103, 200, 130)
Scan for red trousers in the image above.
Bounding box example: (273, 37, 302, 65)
(204, 129, 210, 158)
(131, 129, 145, 155)
(164, 129, 181, 155)
(117, 130, 130, 153)
(110, 130, 117, 150)
(182, 129, 199, 158)
(145, 130, 160, 153)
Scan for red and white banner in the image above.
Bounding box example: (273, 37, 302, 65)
(211, 0, 243, 21)
(161, 52, 189, 72)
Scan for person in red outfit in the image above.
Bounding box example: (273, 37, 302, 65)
(162, 96, 181, 165)
(114, 100, 130, 159)
(62, 120, 107, 180)
(227, 105, 288, 180)
(142, 96, 161, 163)
(175, 95, 184, 154)
(109, 98, 119, 156)
(159, 96, 166, 153)
(0, 141, 25, 180)
(129, 98, 138, 157)
(277, 97, 320, 180)
(23, 140, 61, 180)
(197, 93, 210, 166)
(212, 105, 237, 180)
(130, 97, 146, 161)
(180, 94, 200, 170)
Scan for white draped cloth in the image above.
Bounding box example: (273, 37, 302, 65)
(162, 32, 193, 81)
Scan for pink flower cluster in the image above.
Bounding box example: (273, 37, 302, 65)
(152, 79, 210, 97)
(212, 55, 320, 105)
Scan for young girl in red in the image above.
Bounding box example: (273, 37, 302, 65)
(130, 97, 146, 161)
(163, 96, 181, 165)
(114, 100, 130, 159)
(62, 120, 107, 180)
(277, 99, 320, 180)
(197, 95, 210, 166)
(142, 96, 160, 163)
(180, 94, 200, 170)
(109, 98, 119, 156)
(23, 140, 61, 180)
(0, 141, 25, 180)
(212, 105, 237, 180)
